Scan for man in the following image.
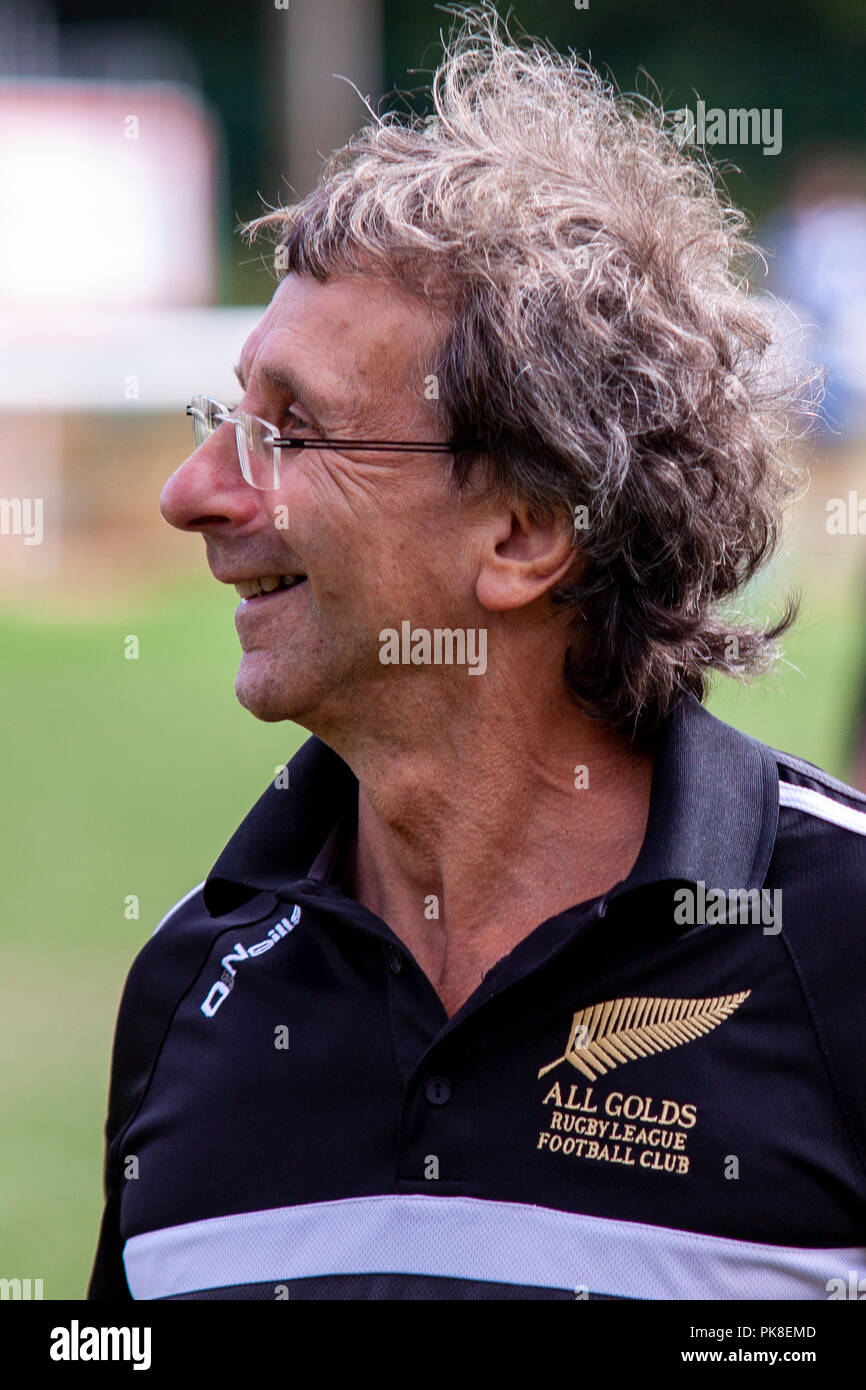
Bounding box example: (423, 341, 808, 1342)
(88, 13, 866, 1300)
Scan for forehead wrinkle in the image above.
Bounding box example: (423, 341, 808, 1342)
(353, 334, 442, 436)
(233, 356, 358, 428)
(233, 307, 440, 436)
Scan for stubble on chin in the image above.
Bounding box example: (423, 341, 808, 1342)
(235, 653, 297, 724)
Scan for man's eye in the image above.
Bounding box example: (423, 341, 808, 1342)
(282, 405, 311, 433)
(225, 402, 310, 431)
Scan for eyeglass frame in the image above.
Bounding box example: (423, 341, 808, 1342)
(186, 394, 484, 490)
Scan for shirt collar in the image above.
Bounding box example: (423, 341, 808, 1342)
(203, 735, 357, 915)
(203, 694, 779, 917)
(610, 694, 778, 902)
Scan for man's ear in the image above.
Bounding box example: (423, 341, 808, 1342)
(475, 500, 583, 612)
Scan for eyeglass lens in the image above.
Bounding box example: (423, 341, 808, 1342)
(237, 414, 280, 490)
(189, 396, 280, 490)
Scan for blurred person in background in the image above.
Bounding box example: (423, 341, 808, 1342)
(764, 157, 866, 790)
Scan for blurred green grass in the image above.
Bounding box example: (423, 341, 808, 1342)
(1, 561, 864, 1297)
(0, 573, 306, 1298)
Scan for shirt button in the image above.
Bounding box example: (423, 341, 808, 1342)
(386, 946, 403, 975)
(425, 1076, 452, 1106)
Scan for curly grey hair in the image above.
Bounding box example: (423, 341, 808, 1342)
(241, 3, 810, 737)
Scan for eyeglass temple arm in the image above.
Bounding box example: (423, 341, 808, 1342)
(186, 408, 481, 453)
(272, 439, 481, 452)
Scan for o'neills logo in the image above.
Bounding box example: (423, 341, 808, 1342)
(535, 991, 750, 1177)
(200, 907, 301, 1018)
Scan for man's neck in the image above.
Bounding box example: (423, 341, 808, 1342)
(335, 687, 655, 1018)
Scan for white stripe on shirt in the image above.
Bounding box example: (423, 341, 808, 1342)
(779, 782, 866, 837)
(123, 1193, 865, 1300)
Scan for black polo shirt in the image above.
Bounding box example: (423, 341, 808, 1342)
(87, 695, 866, 1300)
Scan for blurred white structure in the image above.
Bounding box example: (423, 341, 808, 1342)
(0, 80, 219, 309)
(0, 0, 387, 600)
(0, 306, 262, 410)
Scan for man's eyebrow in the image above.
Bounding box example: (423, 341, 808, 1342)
(232, 359, 338, 423)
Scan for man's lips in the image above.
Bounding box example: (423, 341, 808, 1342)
(209, 569, 307, 600)
(233, 574, 307, 600)
(235, 578, 308, 608)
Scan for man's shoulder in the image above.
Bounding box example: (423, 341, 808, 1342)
(723, 728, 866, 1181)
(702, 700, 866, 825)
(773, 742, 866, 807)
(759, 739, 864, 1082)
(127, 879, 282, 986)
(101, 884, 208, 1145)
(106, 880, 285, 1140)
(149, 880, 208, 938)
(106, 881, 214, 1139)
(768, 740, 866, 872)
(741, 731, 866, 936)
(129, 878, 215, 978)
(701, 696, 866, 862)
(683, 702, 865, 929)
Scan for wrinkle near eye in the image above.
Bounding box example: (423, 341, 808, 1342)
(294, 452, 419, 532)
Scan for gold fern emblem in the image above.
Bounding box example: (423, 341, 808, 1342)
(537, 991, 751, 1081)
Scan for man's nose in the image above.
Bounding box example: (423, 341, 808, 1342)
(160, 424, 261, 533)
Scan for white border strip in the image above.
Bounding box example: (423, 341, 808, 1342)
(123, 1194, 865, 1300)
(779, 782, 866, 837)
(150, 881, 206, 938)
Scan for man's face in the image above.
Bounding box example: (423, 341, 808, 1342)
(160, 271, 486, 736)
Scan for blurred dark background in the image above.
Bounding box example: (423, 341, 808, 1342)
(30, 0, 866, 303)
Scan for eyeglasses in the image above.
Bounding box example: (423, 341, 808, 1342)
(186, 394, 482, 490)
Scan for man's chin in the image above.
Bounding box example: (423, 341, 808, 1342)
(234, 664, 308, 724)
